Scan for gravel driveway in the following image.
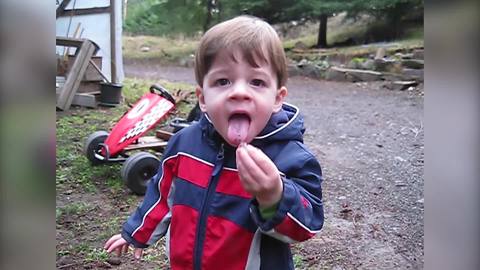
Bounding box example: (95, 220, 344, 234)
(125, 62, 424, 269)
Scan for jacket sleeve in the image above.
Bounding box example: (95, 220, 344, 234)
(121, 136, 179, 248)
(250, 146, 324, 243)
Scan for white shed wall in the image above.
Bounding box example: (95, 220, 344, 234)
(56, 0, 124, 82)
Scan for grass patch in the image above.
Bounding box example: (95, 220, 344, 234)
(293, 253, 306, 269)
(84, 247, 109, 262)
(57, 202, 91, 217)
(98, 216, 127, 240)
(123, 19, 423, 66)
(123, 35, 198, 63)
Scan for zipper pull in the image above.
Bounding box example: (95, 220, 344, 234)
(217, 143, 224, 160)
(211, 143, 225, 177)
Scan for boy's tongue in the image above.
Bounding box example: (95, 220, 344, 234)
(227, 114, 250, 145)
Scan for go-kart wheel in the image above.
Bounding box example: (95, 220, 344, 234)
(84, 131, 109, 165)
(121, 152, 160, 195)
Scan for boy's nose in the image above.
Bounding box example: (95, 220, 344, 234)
(229, 81, 251, 100)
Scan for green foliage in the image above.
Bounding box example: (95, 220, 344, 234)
(124, 0, 422, 49)
(125, 0, 209, 35)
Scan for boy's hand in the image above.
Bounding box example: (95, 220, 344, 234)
(236, 143, 283, 208)
(104, 234, 143, 259)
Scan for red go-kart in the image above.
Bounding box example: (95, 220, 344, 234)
(83, 84, 192, 195)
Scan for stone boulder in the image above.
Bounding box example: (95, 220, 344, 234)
(374, 58, 401, 73)
(413, 49, 424, 60)
(287, 64, 302, 77)
(401, 59, 424, 69)
(384, 80, 418, 91)
(374, 47, 386, 60)
(360, 59, 375, 70)
(325, 67, 347, 81)
(402, 68, 424, 82)
(326, 67, 382, 82)
(294, 41, 308, 50)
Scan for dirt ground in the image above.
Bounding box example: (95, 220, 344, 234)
(57, 62, 423, 269)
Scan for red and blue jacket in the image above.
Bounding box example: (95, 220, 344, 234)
(121, 103, 324, 270)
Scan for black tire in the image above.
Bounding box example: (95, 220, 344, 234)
(121, 152, 160, 195)
(84, 131, 109, 165)
(186, 102, 202, 122)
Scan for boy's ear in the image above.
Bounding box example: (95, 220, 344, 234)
(196, 86, 208, 112)
(273, 86, 288, 112)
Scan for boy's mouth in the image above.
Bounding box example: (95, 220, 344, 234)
(227, 113, 251, 145)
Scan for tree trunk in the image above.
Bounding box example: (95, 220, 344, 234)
(203, 0, 214, 32)
(316, 14, 328, 48)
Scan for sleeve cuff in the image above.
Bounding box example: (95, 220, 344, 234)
(121, 230, 149, 249)
(250, 177, 297, 231)
(259, 203, 278, 220)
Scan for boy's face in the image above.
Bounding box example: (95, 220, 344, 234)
(196, 48, 287, 147)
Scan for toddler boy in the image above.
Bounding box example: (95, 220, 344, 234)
(105, 15, 324, 270)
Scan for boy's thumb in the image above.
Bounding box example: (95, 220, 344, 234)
(134, 248, 143, 259)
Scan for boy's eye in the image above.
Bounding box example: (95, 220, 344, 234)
(215, 78, 230, 86)
(251, 79, 266, 87)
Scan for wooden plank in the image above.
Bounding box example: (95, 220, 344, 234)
(155, 130, 174, 140)
(110, 0, 117, 84)
(57, 7, 111, 18)
(70, 93, 99, 108)
(123, 136, 168, 151)
(57, 40, 97, 111)
(56, 37, 85, 48)
(56, 90, 100, 108)
(56, 0, 72, 18)
(77, 82, 101, 93)
(56, 37, 99, 55)
(57, 56, 103, 81)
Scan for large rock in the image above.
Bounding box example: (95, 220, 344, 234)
(347, 59, 361, 69)
(401, 59, 424, 69)
(288, 64, 302, 77)
(374, 59, 401, 73)
(325, 67, 347, 81)
(394, 52, 414, 59)
(326, 66, 382, 82)
(412, 49, 424, 60)
(402, 68, 424, 82)
(384, 80, 418, 91)
(381, 72, 409, 81)
(294, 41, 308, 50)
(299, 63, 324, 79)
(374, 47, 386, 60)
(361, 59, 375, 70)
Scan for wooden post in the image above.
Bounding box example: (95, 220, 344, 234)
(56, 38, 98, 110)
(110, 0, 117, 84)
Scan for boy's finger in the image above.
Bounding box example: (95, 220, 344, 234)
(106, 239, 126, 253)
(245, 144, 278, 176)
(134, 248, 143, 259)
(236, 157, 256, 191)
(123, 244, 129, 255)
(106, 240, 119, 253)
(104, 234, 121, 249)
(115, 245, 122, 257)
(237, 145, 266, 182)
(236, 150, 262, 191)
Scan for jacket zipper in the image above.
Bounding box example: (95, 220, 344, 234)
(193, 143, 225, 270)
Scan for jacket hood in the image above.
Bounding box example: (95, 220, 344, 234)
(199, 103, 305, 145)
(254, 103, 305, 143)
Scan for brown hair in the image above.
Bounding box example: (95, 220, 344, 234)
(194, 15, 287, 88)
